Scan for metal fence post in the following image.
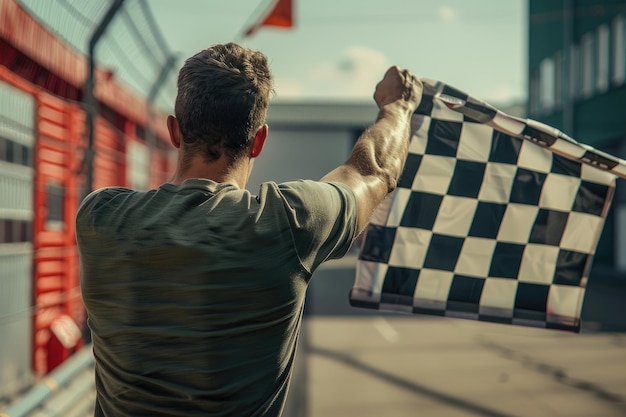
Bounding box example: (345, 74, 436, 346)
(84, 0, 125, 196)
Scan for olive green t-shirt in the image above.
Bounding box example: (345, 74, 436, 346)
(76, 179, 357, 417)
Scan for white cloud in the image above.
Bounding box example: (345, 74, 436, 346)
(438, 6, 457, 22)
(301, 46, 391, 99)
(273, 78, 305, 99)
(482, 85, 525, 105)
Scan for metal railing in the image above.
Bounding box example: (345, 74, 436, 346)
(1, 347, 95, 417)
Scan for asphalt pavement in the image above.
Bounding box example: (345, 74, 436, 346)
(284, 258, 626, 417)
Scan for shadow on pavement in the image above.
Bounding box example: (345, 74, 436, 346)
(307, 344, 518, 417)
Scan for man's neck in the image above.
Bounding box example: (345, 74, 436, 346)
(170, 155, 249, 189)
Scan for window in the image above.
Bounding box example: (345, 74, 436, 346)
(616, 204, 626, 271)
(581, 32, 595, 98)
(136, 124, 146, 141)
(18, 220, 31, 242)
(11, 141, 22, 167)
(0, 137, 32, 167)
(0, 220, 8, 243)
(529, 68, 540, 117)
(46, 182, 65, 231)
(539, 57, 556, 114)
(568, 43, 580, 100)
(5, 139, 14, 163)
(22, 146, 32, 167)
(0, 137, 5, 162)
(596, 24, 610, 93)
(613, 15, 625, 86)
(0, 220, 31, 243)
(127, 140, 150, 190)
(554, 51, 563, 109)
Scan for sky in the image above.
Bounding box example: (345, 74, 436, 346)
(149, 0, 527, 106)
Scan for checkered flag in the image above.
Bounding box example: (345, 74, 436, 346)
(350, 80, 626, 332)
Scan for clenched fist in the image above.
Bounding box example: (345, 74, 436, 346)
(373, 66, 422, 112)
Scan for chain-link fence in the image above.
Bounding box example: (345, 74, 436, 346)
(17, 0, 178, 111)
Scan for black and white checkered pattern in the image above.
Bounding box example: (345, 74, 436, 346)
(350, 80, 626, 332)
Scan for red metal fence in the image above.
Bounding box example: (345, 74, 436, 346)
(0, 66, 174, 382)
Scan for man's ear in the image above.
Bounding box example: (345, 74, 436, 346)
(250, 124, 268, 158)
(167, 115, 182, 149)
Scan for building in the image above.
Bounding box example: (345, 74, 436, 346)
(528, 0, 626, 269)
(249, 101, 376, 192)
(0, 0, 173, 400)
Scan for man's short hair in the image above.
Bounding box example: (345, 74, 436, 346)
(174, 43, 273, 162)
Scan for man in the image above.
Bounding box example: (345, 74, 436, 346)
(76, 42, 422, 417)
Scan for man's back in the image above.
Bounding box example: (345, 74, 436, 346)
(76, 179, 356, 416)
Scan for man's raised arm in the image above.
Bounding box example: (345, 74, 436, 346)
(321, 66, 423, 233)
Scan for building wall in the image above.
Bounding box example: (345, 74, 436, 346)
(247, 127, 355, 192)
(0, 78, 35, 398)
(529, 0, 626, 143)
(528, 0, 626, 268)
(247, 102, 377, 192)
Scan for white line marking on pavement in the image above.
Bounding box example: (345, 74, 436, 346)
(372, 317, 399, 343)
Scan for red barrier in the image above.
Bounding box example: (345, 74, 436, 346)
(32, 90, 81, 374)
(0, 0, 176, 375)
(0, 65, 173, 376)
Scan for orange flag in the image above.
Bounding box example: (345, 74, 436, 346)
(244, 0, 293, 37)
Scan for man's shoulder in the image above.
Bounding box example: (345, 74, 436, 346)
(84, 186, 134, 201)
(263, 179, 354, 200)
(76, 187, 135, 218)
(256, 180, 357, 272)
(258, 179, 356, 231)
(263, 180, 356, 212)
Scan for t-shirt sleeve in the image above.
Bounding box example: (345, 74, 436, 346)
(272, 180, 358, 273)
(75, 187, 130, 238)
